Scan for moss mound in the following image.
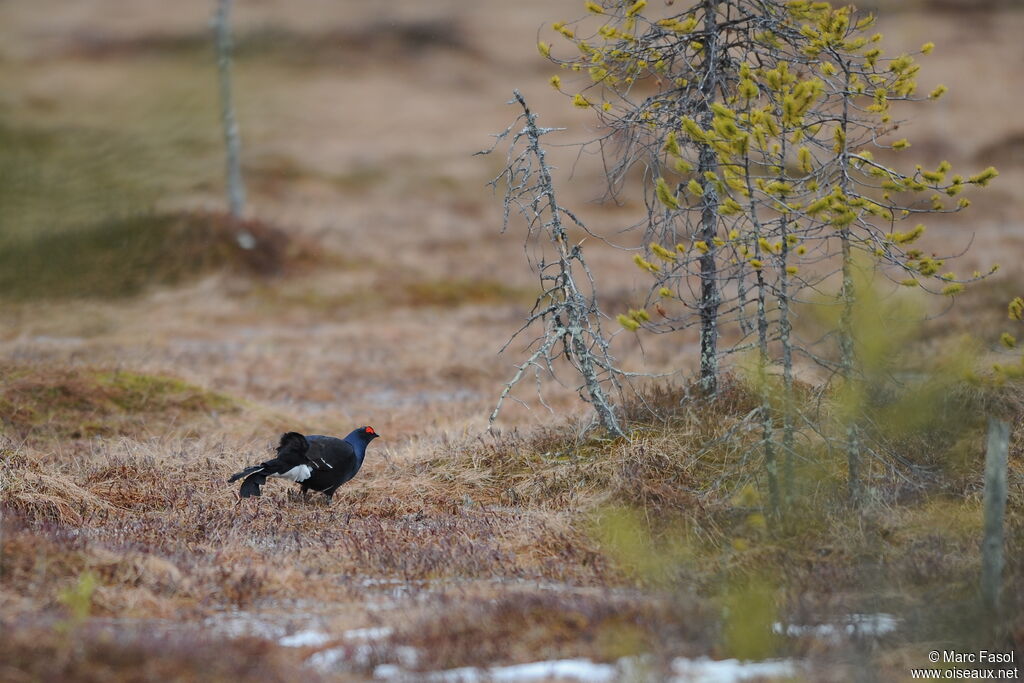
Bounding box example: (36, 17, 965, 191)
(0, 363, 237, 439)
(0, 210, 295, 300)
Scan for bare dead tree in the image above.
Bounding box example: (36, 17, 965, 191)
(213, 0, 252, 248)
(480, 91, 625, 438)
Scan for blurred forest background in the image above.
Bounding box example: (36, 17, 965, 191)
(0, 0, 1022, 681)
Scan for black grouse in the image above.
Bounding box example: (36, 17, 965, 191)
(228, 426, 380, 500)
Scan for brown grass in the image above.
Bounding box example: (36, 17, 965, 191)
(2, 369, 1022, 677)
(0, 0, 1022, 679)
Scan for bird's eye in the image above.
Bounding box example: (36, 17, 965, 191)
(366, 427, 375, 434)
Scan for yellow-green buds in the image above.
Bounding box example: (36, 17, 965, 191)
(968, 166, 999, 187)
(655, 177, 680, 209)
(1009, 297, 1024, 321)
(633, 254, 660, 273)
(889, 224, 925, 245)
(680, 117, 707, 142)
(617, 314, 641, 331)
(674, 158, 694, 174)
(798, 146, 813, 173)
(552, 22, 574, 39)
(650, 242, 677, 262)
(663, 131, 682, 157)
(941, 283, 964, 296)
(625, 0, 646, 17)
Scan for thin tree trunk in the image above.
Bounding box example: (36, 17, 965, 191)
(215, 0, 251, 246)
(837, 69, 860, 506)
(779, 261, 795, 508)
(777, 138, 795, 510)
(740, 107, 779, 519)
(981, 417, 1009, 611)
(756, 270, 780, 518)
(696, 0, 721, 395)
(839, 235, 860, 505)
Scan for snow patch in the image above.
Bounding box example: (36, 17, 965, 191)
(280, 630, 332, 647)
(373, 658, 617, 682)
(671, 656, 799, 682)
(345, 627, 395, 640)
(307, 648, 350, 672)
(371, 656, 801, 682)
(205, 613, 284, 640)
(773, 612, 898, 640)
(304, 625, 401, 673)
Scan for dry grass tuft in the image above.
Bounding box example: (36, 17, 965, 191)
(422, 377, 764, 520)
(1, 448, 114, 525)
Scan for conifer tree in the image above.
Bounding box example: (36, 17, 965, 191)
(531, 0, 997, 507)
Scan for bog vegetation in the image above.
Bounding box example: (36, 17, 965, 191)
(0, 0, 1021, 680)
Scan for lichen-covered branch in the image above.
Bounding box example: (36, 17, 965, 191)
(480, 91, 625, 437)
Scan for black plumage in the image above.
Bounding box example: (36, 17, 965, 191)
(228, 426, 380, 500)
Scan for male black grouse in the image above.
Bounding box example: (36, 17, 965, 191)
(228, 426, 379, 500)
